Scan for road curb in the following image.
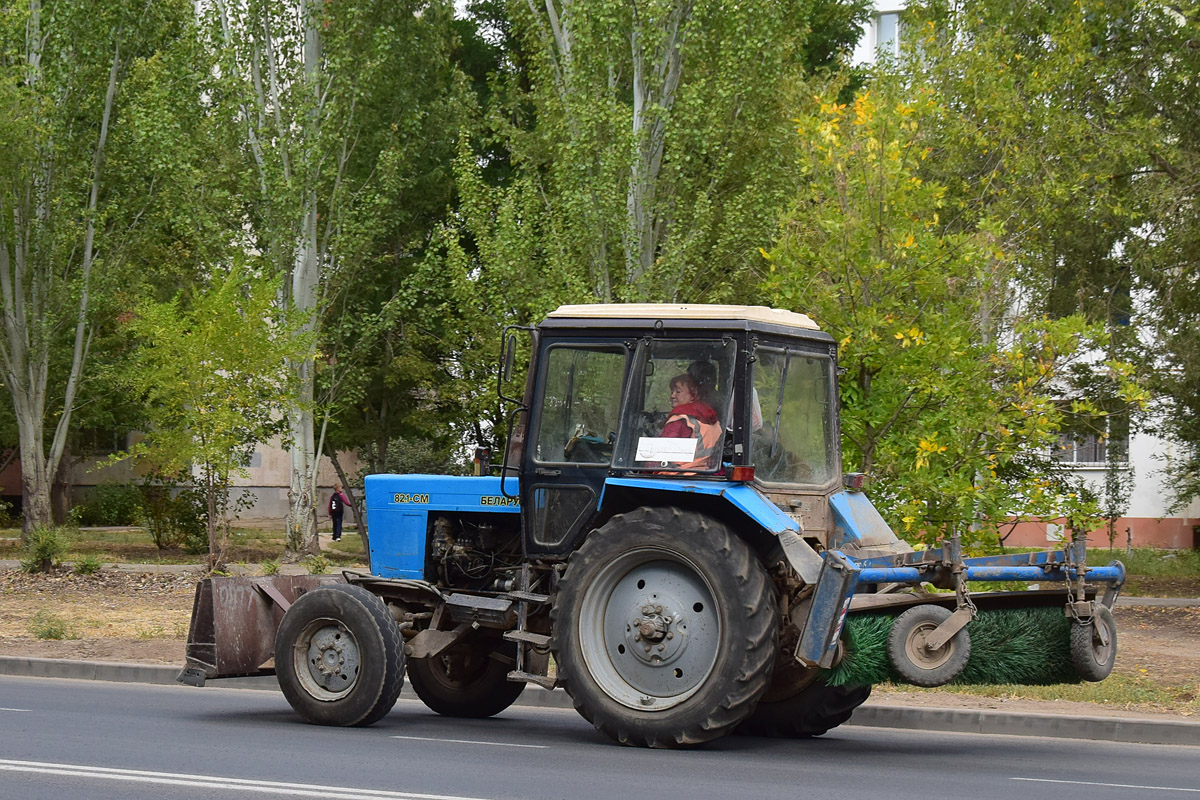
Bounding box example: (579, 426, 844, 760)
(3, 655, 1198, 746)
(846, 705, 1200, 747)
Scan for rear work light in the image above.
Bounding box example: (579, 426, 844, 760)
(843, 472, 868, 491)
(730, 465, 756, 482)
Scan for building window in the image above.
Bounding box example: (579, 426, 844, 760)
(1053, 432, 1129, 465)
(72, 427, 130, 456)
(876, 12, 902, 57)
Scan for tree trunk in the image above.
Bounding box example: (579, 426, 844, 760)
(285, 194, 321, 558)
(624, 2, 690, 293)
(206, 477, 224, 572)
(283, 3, 324, 558)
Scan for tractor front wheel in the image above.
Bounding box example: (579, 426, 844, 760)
(275, 584, 405, 726)
(551, 506, 778, 748)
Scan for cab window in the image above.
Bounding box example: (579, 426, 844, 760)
(613, 339, 735, 473)
(751, 349, 837, 486)
(533, 346, 627, 464)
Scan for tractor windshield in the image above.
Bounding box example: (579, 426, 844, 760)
(751, 347, 838, 487)
(612, 339, 735, 473)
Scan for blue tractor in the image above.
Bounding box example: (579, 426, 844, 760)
(181, 304, 1124, 748)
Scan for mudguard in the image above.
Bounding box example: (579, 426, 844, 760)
(602, 478, 825, 582)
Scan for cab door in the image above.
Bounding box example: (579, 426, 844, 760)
(520, 341, 629, 557)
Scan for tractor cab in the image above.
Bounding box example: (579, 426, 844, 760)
(511, 304, 851, 558)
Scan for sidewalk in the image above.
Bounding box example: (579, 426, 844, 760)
(0, 558, 341, 576)
(1, 654, 1197, 747)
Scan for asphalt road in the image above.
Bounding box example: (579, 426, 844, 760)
(1, 675, 1197, 800)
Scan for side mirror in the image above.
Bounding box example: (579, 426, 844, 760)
(502, 333, 517, 383)
(497, 324, 534, 407)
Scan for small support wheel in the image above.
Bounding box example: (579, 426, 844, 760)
(1070, 604, 1117, 682)
(887, 605, 970, 687)
(408, 640, 526, 718)
(275, 584, 404, 726)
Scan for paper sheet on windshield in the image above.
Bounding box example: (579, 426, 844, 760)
(636, 437, 698, 463)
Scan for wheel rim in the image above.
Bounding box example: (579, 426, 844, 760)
(1089, 617, 1114, 666)
(423, 647, 492, 691)
(293, 617, 361, 701)
(577, 547, 720, 711)
(905, 621, 954, 670)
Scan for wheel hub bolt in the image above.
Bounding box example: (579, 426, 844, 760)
(636, 611, 671, 642)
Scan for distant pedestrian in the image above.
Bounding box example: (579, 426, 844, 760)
(328, 484, 348, 542)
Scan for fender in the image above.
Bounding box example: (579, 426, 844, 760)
(601, 478, 824, 583)
(828, 489, 896, 548)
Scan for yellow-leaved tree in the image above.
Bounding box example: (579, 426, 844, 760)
(764, 81, 1144, 548)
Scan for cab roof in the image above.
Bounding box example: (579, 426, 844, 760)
(544, 304, 821, 331)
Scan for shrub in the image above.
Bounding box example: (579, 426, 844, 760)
(303, 554, 330, 575)
(135, 483, 209, 553)
(139, 485, 182, 550)
(74, 483, 143, 526)
(0, 494, 15, 528)
(20, 527, 68, 573)
(28, 610, 77, 640)
(173, 488, 210, 554)
(73, 554, 103, 575)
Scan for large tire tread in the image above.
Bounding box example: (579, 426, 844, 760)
(275, 583, 404, 727)
(551, 506, 778, 748)
(738, 676, 871, 738)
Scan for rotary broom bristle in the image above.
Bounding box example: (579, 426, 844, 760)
(824, 605, 1079, 687)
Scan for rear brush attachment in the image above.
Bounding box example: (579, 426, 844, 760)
(826, 606, 1083, 688)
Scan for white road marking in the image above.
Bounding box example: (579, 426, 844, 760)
(0, 758, 495, 800)
(0, 708, 31, 712)
(1014, 777, 1200, 793)
(390, 735, 549, 749)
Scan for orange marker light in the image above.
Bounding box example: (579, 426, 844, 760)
(730, 466, 756, 482)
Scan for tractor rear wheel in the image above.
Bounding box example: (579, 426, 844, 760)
(275, 584, 405, 726)
(737, 672, 871, 738)
(408, 640, 526, 718)
(551, 506, 778, 748)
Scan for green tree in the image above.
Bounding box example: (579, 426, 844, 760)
(201, 0, 467, 555)
(462, 0, 867, 302)
(121, 268, 306, 570)
(419, 0, 868, 452)
(0, 0, 200, 533)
